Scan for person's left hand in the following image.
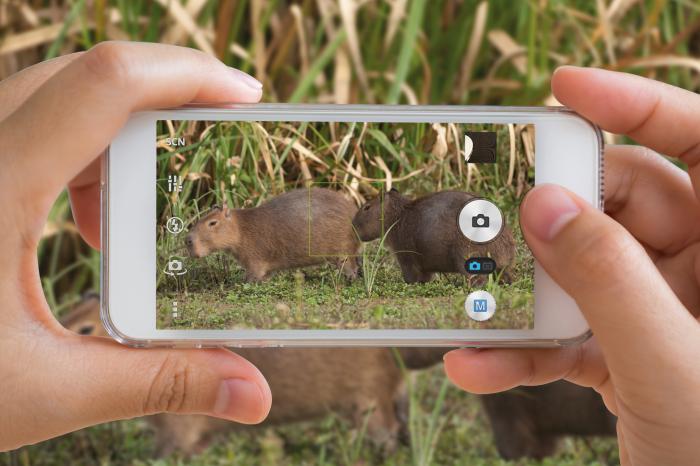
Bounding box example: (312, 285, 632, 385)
(0, 42, 272, 451)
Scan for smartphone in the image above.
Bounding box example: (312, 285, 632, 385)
(102, 105, 602, 348)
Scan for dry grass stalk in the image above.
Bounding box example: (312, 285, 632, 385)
(160, 0, 209, 43)
(487, 30, 527, 75)
(0, 22, 82, 55)
(507, 123, 516, 186)
(155, 0, 214, 55)
(621, 55, 700, 74)
(251, 0, 267, 84)
(290, 5, 310, 76)
(595, 0, 617, 65)
(454, 0, 488, 100)
(384, 0, 407, 50)
(339, 0, 373, 102)
(334, 44, 352, 103)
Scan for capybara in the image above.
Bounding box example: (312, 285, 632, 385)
(480, 381, 617, 459)
(186, 188, 360, 282)
(59, 294, 445, 457)
(352, 189, 516, 283)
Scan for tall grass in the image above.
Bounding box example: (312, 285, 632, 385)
(2, 0, 695, 464)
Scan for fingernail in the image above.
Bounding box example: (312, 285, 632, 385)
(230, 68, 263, 90)
(521, 184, 581, 241)
(214, 378, 264, 422)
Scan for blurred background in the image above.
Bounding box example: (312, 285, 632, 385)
(1, 0, 699, 464)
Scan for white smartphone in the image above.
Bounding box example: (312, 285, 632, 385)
(102, 105, 602, 348)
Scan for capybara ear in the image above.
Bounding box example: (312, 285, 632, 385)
(389, 187, 399, 193)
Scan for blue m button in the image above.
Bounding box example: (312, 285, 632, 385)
(473, 299, 488, 312)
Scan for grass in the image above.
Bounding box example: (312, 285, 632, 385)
(5, 0, 699, 464)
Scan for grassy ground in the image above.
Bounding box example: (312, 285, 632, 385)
(5, 0, 699, 464)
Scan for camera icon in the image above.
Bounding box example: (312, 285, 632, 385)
(472, 213, 490, 228)
(164, 256, 187, 276)
(465, 257, 497, 275)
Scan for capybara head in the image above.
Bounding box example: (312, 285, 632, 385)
(60, 293, 106, 337)
(352, 189, 404, 242)
(186, 206, 235, 258)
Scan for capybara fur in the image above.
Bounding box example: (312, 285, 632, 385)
(480, 381, 617, 460)
(186, 188, 360, 282)
(59, 295, 446, 457)
(352, 189, 516, 283)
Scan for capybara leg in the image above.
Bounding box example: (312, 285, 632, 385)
(396, 255, 432, 283)
(394, 383, 410, 446)
(338, 256, 359, 280)
(356, 398, 401, 455)
(497, 267, 513, 284)
(244, 265, 268, 283)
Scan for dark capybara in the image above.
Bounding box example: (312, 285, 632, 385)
(186, 188, 360, 282)
(59, 295, 446, 457)
(352, 189, 516, 283)
(480, 381, 617, 460)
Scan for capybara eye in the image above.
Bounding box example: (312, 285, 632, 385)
(208, 220, 218, 227)
(362, 204, 371, 211)
(78, 325, 95, 335)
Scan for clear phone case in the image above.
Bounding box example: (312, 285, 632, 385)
(101, 104, 603, 348)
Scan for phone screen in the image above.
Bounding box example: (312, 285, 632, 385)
(155, 120, 535, 331)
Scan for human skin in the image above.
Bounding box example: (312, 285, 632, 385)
(444, 67, 700, 465)
(0, 42, 272, 451)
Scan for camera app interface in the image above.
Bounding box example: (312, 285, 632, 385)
(156, 120, 535, 330)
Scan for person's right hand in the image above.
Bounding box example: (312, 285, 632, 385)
(0, 42, 271, 451)
(445, 67, 700, 465)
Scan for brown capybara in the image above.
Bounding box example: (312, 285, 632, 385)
(480, 381, 617, 460)
(60, 297, 614, 461)
(352, 189, 516, 283)
(186, 188, 361, 282)
(59, 294, 446, 457)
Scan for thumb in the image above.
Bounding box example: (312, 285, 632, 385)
(80, 338, 272, 422)
(520, 184, 694, 376)
(12, 335, 272, 448)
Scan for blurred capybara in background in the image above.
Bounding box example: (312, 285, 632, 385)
(352, 189, 516, 283)
(60, 295, 614, 460)
(59, 294, 445, 457)
(186, 188, 360, 282)
(480, 382, 617, 460)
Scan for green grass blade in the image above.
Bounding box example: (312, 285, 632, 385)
(45, 0, 86, 60)
(288, 29, 348, 103)
(387, 0, 427, 104)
